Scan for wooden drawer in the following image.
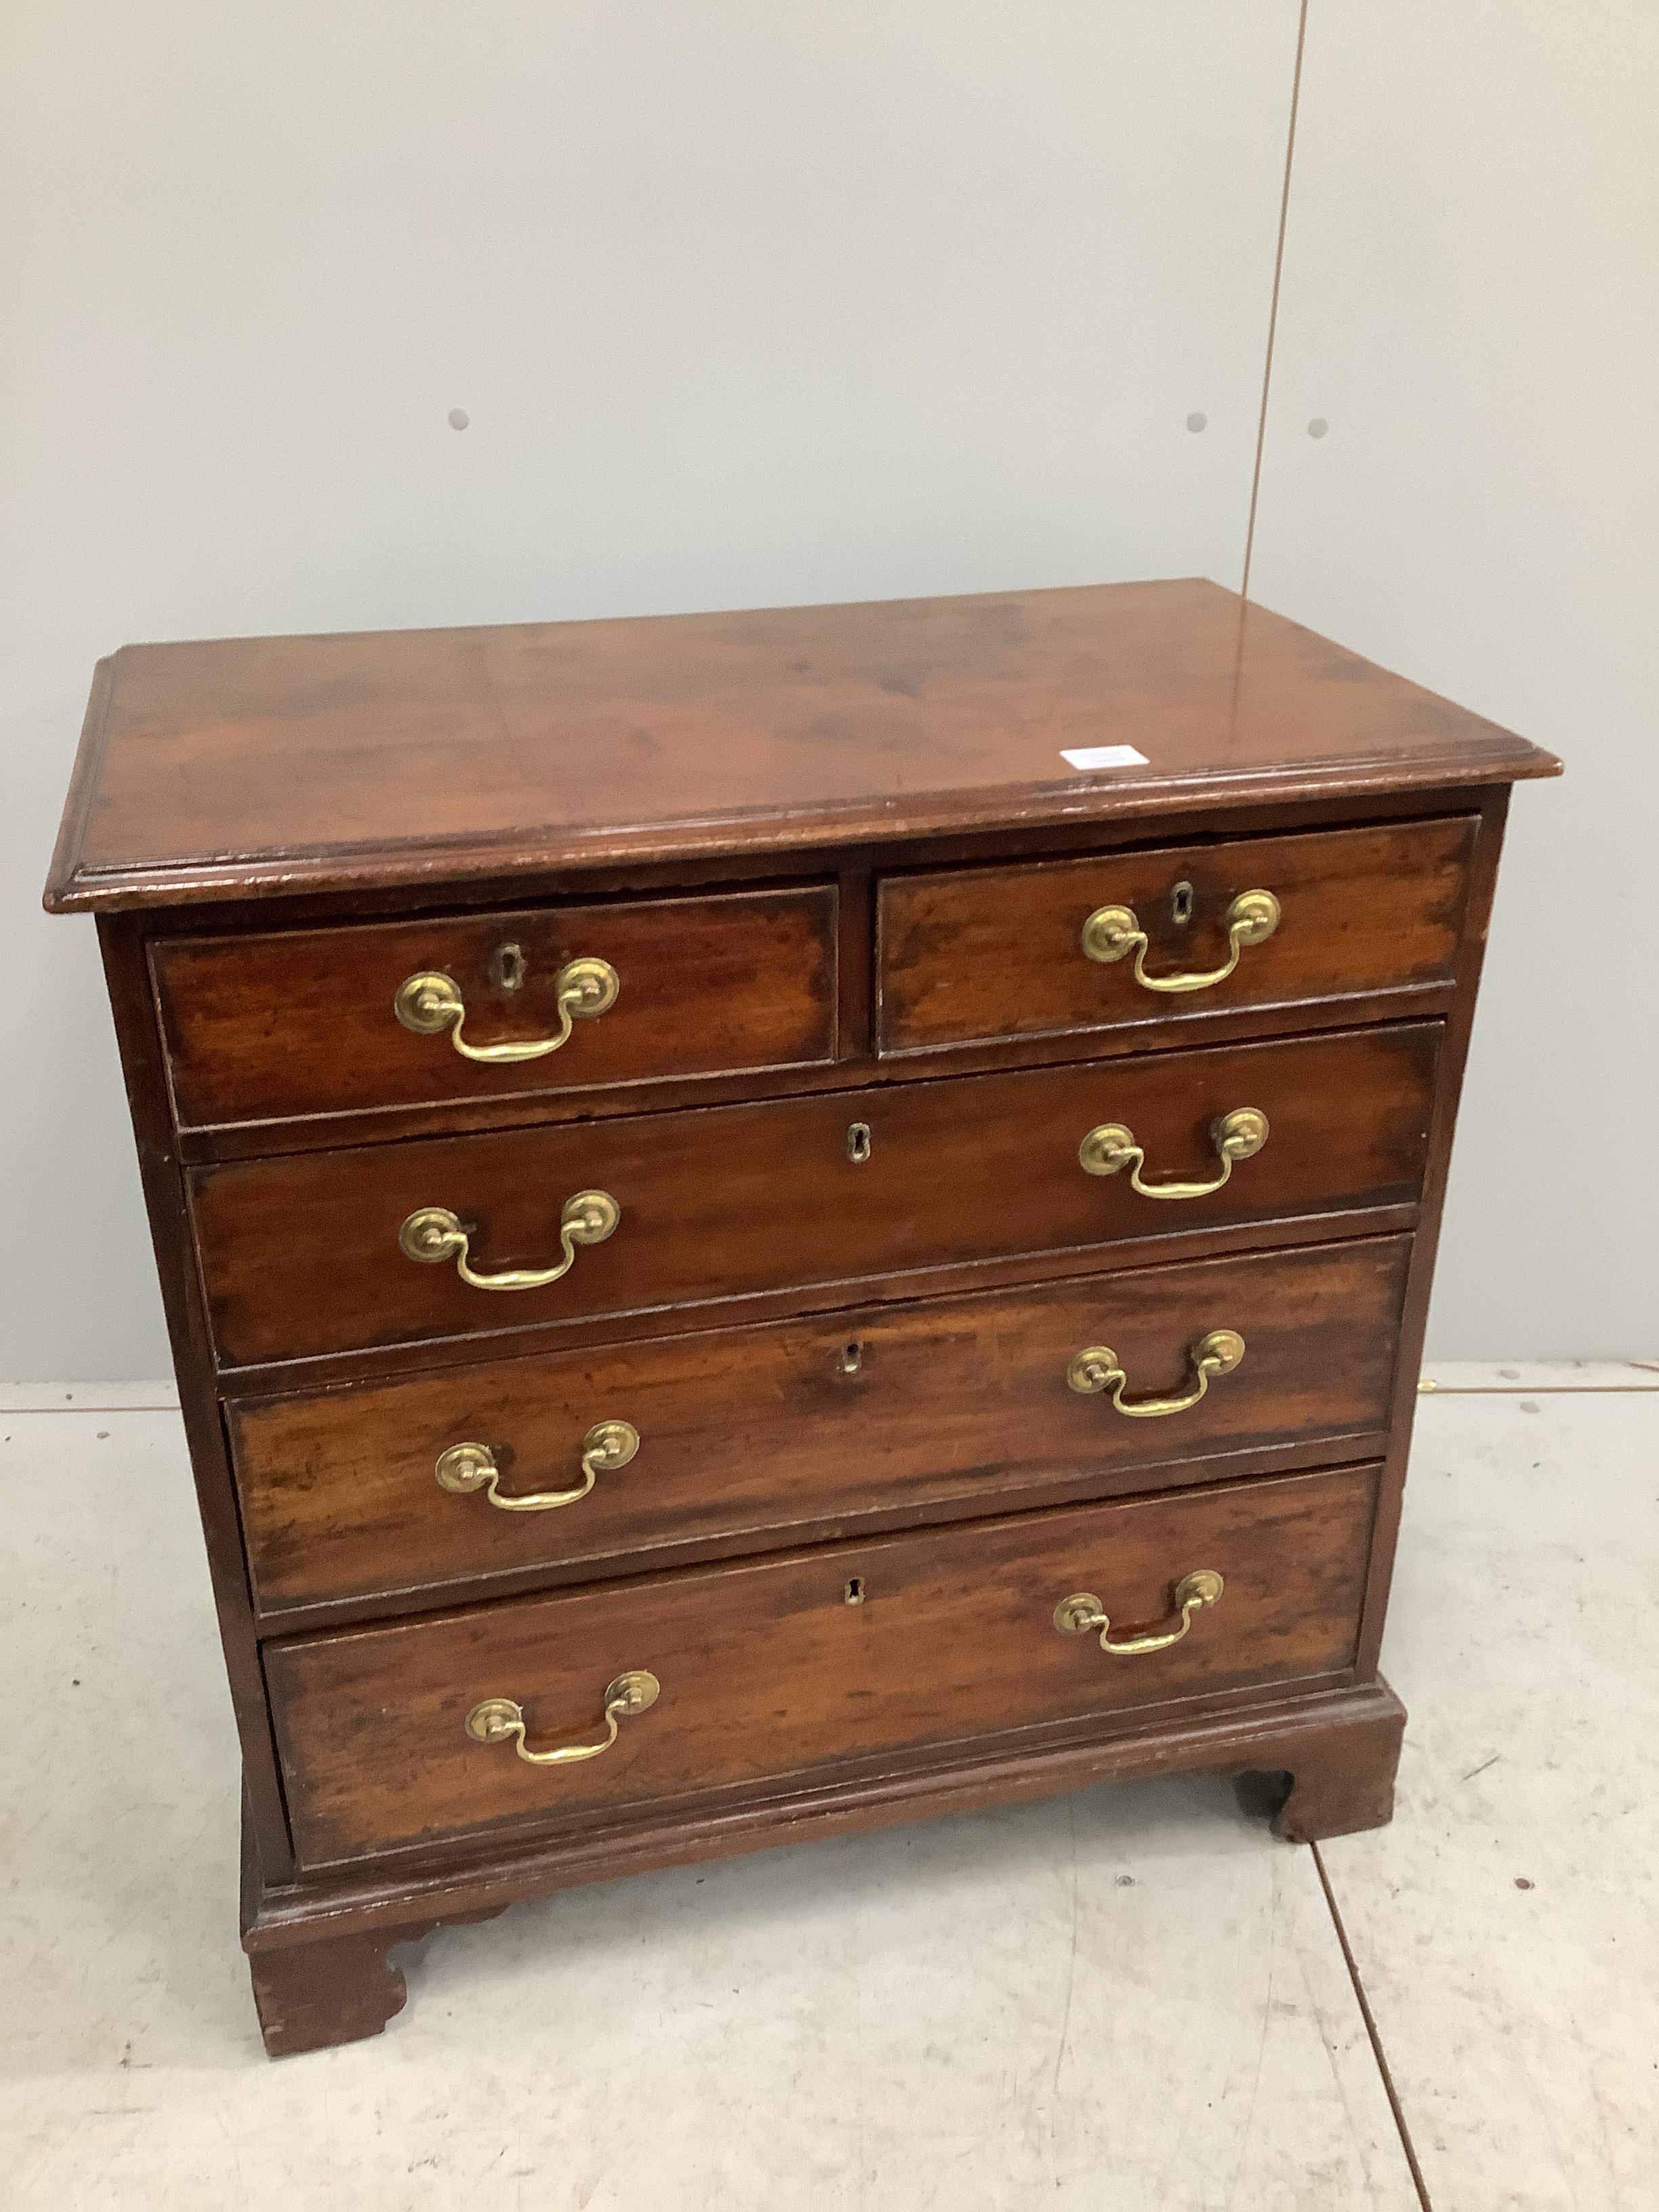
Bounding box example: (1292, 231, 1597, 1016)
(268, 1461, 1380, 1866)
(192, 1023, 1439, 1368)
(876, 817, 1475, 1054)
(151, 883, 838, 1129)
(231, 1235, 1410, 1619)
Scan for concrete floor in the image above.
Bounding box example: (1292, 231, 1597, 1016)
(2, 1364, 1654, 2210)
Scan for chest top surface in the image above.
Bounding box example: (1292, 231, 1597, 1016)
(45, 576, 1557, 914)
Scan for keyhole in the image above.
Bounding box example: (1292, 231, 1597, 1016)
(846, 1121, 873, 1164)
(844, 1577, 866, 1605)
(490, 941, 527, 991)
(1170, 882, 1195, 927)
(838, 1340, 864, 1376)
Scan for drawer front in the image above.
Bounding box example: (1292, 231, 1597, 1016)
(877, 817, 1475, 1054)
(232, 1235, 1410, 1616)
(268, 1462, 1380, 1865)
(152, 884, 838, 1128)
(192, 1023, 1439, 1368)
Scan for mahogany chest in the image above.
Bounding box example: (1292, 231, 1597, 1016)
(45, 579, 1557, 2055)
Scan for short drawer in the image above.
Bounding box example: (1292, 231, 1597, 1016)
(267, 1460, 1380, 1866)
(151, 883, 838, 1128)
(230, 1235, 1410, 1618)
(191, 1022, 1439, 1368)
(877, 816, 1476, 1054)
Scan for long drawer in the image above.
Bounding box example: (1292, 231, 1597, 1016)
(877, 816, 1475, 1054)
(267, 1460, 1381, 1866)
(230, 1235, 1410, 1618)
(152, 882, 839, 1128)
(191, 1023, 1439, 1368)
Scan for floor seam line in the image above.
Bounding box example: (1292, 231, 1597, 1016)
(1310, 1840, 1435, 2212)
(1420, 1385, 1659, 1397)
(0, 1403, 180, 1414)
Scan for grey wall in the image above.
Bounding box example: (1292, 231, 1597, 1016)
(1248, 0, 1659, 1359)
(2, 3, 1650, 1377)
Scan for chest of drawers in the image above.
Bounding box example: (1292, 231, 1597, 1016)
(45, 578, 1557, 2056)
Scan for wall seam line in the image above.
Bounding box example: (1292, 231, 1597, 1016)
(1240, 0, 1311, 600)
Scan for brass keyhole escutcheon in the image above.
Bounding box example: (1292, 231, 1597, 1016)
(846, 1121, 873, 1164)
(489, 941, 527, 992)
(839, 1340, 865, 1376)
(1170, 880, 1195, 926)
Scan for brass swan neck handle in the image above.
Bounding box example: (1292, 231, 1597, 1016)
(1079, 1108, 1269, 1201)
(466, 1672, 659, 1768)
(435, 1420, 640, 1513)
(399, 1190, 619, 1291)
(1082, 890, 1279, 994)
(1067, 1330, 1245, 1418)
(395, 956, 619, 1063)
(1053, 1572, 1224, 1656)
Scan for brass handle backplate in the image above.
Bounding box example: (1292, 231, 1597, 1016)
(1067, 1330, 1244, 1418)
(1053, 1571, 1224, 1656)
(399, 1190, 620, 1291)
(435, 1420, 640, 1513)
(395, 956, 619, 1063)
(1081, 890, 1279, 994)
(466, 1671, 659, 1767)
(1079, 1107, 1269, 1200)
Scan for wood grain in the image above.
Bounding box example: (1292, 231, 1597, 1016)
(190, 1023, 1441, 1369)
(230, 1233, 1409, 1620)
(878, 815, 1475, 1053)
(96, 916, 298, 1879)
(44, 580, 1557, 914)
(246, 1921, 433, 2057)
(41, 578, 1550, 2055)
(152, 882, 838, 1129)
(266, 1462, 1380, 1866)
(240, 1681, 1410, 2005)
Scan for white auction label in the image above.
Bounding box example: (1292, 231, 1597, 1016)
(1059, 744, 1149, 771)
